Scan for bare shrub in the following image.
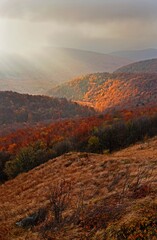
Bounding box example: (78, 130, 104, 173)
(106, 164, 156, 203)
(40, 180, 86, 239)
(48, 179, 72, 225)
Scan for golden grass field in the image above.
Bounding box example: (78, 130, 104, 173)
(0, 137, 157, 240)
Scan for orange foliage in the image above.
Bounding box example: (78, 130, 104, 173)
(1, 106, 157, 156)
(0, 116, 104, 155)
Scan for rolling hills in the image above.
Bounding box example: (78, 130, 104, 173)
(1, 48, 157, 95)
(0, 91, 95, 125)
(0, 52, 55, 94)
(0, 49, 132, 95)
(0, 136, 157, 239)
(30, 47, 132, 83)
(110, 48, 157, 61)
(48, 72, 157, 112)
(115, 58, 157, 74)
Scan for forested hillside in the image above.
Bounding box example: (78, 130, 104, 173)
(48, 72, 109, 101)
(0, 91, 95, 124)
(1, 107, 157, 181)
(48, 72, 157, 111)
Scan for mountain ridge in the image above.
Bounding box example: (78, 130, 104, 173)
(48, 71, 157, 112)
(110, 48, 157, 61)
(0, 48, 132, 94)
(115, 58, 157, 74)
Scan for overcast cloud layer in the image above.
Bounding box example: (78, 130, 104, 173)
(0, 0, 156, 54)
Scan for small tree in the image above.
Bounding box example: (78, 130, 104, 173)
(88, 136, 100, 153)
(0, 151, 10, 182)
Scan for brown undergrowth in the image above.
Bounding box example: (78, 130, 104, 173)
(0, 137, 157, 239)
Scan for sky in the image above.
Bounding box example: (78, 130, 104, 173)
(0, 0, 157, 55)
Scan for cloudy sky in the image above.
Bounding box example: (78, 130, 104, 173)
(0, 0, 157, 55)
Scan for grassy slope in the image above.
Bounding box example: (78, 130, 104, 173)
(0, 137, 157, 239)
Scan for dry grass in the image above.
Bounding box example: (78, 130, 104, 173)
(0, 137, 157, 239)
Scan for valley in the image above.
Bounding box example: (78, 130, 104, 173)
(1, 0, 157, 238)
(0, 36, 157, 240)
(0, 48, 132, 94)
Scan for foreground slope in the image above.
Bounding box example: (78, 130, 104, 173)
(0, 137, 157, 239)
(48, 72, 157, 111)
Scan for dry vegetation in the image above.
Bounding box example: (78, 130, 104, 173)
(0, 137, 157, 239)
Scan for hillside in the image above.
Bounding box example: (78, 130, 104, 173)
(1, 109, 157, 184)
(0, 49, 132, 95)
(48, 72, 109, 102)
(30, 47, 132, 83)
(48, 72, 157, 111)
(0, 137, 157, 239)
(115, 58, 157, 74)
(0, 91, 95, 125)
(110, 48, 157, 61)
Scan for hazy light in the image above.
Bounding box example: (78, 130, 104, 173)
(0, 0, 156, 55)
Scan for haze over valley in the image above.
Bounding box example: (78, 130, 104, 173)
(0, 48, 133, 94)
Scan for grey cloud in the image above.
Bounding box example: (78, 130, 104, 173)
(0, 0, 157, 23)
(0, 0, 157, 54)
(48, 20, 157, 53)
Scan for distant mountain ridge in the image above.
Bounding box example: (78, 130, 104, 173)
(0, 52, 55, 94)
(1, 48, 157, 95)
(115, 58, 157, 74)
(29, 47, 132, 82)
(0, 48, 132, 94)
(110, 48, 157, 61)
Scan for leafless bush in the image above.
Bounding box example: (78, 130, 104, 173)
(106, 164, 155, 203)
(48, 179, 72, 225)
(39, 180, 86, 239)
